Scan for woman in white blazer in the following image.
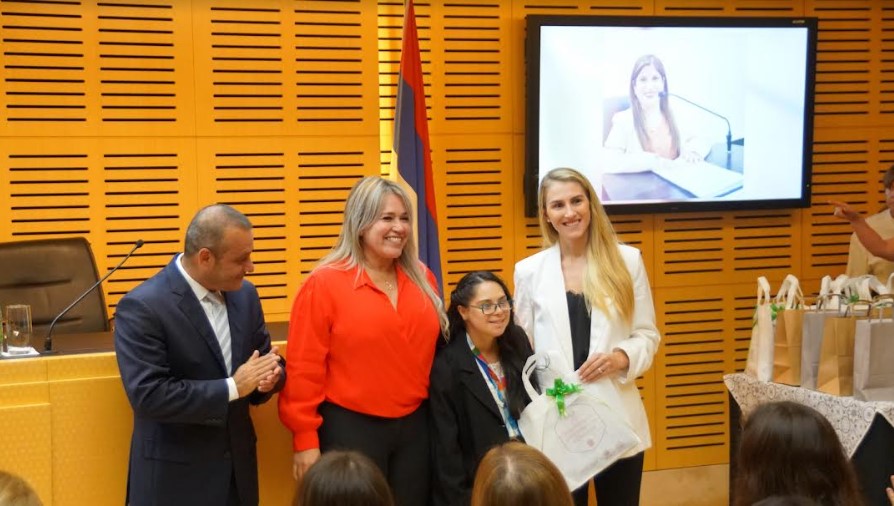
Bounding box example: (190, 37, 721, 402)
(514, 167, 660, 506)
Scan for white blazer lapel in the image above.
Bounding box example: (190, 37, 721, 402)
(541, 246, 575, 370)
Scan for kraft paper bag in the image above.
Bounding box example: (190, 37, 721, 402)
(745, 276, 774, 382)
(853, 302, 894, 401)
(772, 274, 804, 385)
(773, 308, 805, 385)
(815, 303, 868, 396)
(800, 295, 844, 390)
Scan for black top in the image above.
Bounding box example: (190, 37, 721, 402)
(567, 291, 591, 370)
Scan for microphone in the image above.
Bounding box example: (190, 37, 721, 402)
(44, 239, 144, 353)
(661, 91, 733, 155)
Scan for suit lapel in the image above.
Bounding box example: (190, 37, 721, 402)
(165, 260, 229, 375)
(224, 291, 244, 372)
(542, 246, 575, 369)
(452, 342, 503, 421)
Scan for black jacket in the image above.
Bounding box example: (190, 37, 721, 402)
(428, 335, 532, 506)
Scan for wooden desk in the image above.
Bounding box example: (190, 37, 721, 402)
(0, 321, 292, 506)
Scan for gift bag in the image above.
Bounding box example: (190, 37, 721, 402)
(816, 302, 869, 396)
(772, 274, 805, 385)
(800, 293, 845, 390)
(853, 298, 894, 401)
(745, 276, 774, 381)
(517, 352, 640, 491)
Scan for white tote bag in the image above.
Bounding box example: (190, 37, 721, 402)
(517, 352, 639, 491)
(745, 276, 774, 381)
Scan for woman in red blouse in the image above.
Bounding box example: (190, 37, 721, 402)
(278, 176, 447, 506)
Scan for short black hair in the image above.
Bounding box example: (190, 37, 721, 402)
(183, 204, 251, 257)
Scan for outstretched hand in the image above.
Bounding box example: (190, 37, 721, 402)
(830, 200, 861, 222)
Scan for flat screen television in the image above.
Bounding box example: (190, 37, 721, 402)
(525, 15, 817, 216)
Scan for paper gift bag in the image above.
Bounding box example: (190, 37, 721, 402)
(815, 303, 868, 396)
(800, 294, 845, 390)
(746, 276, 774, 382)
(518, 352, 639, 491)
(772, 274, 804, 385)
(853, 302, 894, 401)
(773, 309, 804, 385)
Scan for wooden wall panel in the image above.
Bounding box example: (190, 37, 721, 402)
(432, 134, 515, 290)
(0, 1, 197, 137)
(652, 283, 752, 467)
(801, 127, 877, 282)
(98, 139, 198, 309)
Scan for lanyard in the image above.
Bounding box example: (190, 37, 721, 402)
(467, 335, 520, 436)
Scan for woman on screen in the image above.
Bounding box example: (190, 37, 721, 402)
(603, 54, 710, 172)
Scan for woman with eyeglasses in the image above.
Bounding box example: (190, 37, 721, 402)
(429, 270, 535, 506)
(514, 167, 660, 506)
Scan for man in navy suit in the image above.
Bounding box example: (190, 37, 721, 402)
(115, 204, 285, 506)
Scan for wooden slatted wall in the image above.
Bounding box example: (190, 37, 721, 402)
(1, 0, 890, 471)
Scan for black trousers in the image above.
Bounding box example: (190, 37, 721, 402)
(571, 452, 645, 506)
(319, 401, 430, 506)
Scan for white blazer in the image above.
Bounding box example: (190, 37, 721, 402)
(513, 243, 660, 454)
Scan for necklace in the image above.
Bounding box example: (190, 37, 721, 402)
(383, 280, 395, 291)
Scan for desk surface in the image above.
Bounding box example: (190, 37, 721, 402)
(3, 320, 289, 358)
(602, 143, 744, 202)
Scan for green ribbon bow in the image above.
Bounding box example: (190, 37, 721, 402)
(752, 302, 784, 327)
(545, 378, 582, 417)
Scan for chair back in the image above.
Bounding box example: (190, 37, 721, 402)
(0, 237, 109, 338)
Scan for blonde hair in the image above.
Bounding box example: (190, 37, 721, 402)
(538, 168, 634, 324)
(317, 176, 447, 332)
(0, 471, 42, 506)
(470, 442, 573, 506)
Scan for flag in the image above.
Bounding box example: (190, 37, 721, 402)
(392, 0, 442, 287)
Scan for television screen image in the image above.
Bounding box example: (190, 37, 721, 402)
(525, 16, 817, 215)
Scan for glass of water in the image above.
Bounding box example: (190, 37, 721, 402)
(5, 304, 33, 353)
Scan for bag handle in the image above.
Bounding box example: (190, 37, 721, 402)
(522, 353, 541, 401)
(844, 300, 873, 317)
(814, 293, 845, 313)
(871, 294, 894, 321)
(756, 276, 771, 304)
(818, 275, 832, 297)
(774, 274, 803, 310)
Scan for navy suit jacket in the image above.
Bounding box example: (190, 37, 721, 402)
(114, 256, 284, 506)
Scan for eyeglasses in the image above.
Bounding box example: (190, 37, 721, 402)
(469, 299, 512, 315)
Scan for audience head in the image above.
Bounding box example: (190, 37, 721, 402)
(182, 203, 254, 292)
(733, 401, 863, 506)
(0, 471, 42, 506)
(293, 451, 394, 506)
(470, 442, 573, 506)
(752, 496, 822, 506)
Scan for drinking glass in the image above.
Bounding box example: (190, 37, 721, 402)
(5, 304, 33, 352)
